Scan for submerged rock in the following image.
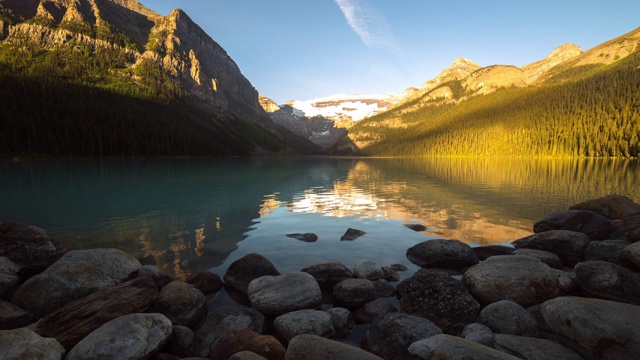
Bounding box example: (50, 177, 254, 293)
(404, 223, 427, 232)
(353, 260, 384, 281)
(223, 253, 280, 295)
(340, 228, 366, 241)
(286, 233, 318, 242)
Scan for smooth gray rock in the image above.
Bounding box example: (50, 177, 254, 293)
(248, 272, 322, 317)
(372, 279, 395, 297)
(533, 210, 614, 240)
(492, 334, 585, 360)
(150, 280, 207, 327)
(460, 323, 493, 338)
(12, 248, 141, 319)
(623, 241, 640, 267)
(325, 307, 354, 338)
(194, 306, 265, 358)
(0, 222, 66, 267)
(585, 240, 637, 269)
(273, 310, 335, 343)
(476, 300, 540, 337)
(229, 351, 268, 360)
(381, 266, 401, 282)
(332, 278, 376, 309)
(362, 312, 442, 359)
(574, 260, 640, 305)
(512, 249, 563, 269)
(397, 269, 480, 334)
(541, 296, 640, 360)
(408, 334, 520, 360)
(569, 195, 640, 219)
(463, 255, 560, 307)
(354, 260, 384, 281)
(0, 256, 20, 300)
(187, 271, 223, 295)
(553, 269, 578, 296)
(0, 327, 65, 360)
(406, 239, 479, 269)
(66, 313, 172, 360)
(301, 262, 354, 290)
(286, 334, 383, 360)
(223, 253, 280, 295)
(0, 299, 33, 330)
(353, 299, 398, 324)
(512, 230, 591, 266)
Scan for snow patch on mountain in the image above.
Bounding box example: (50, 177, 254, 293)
(290, 93, 400, 121)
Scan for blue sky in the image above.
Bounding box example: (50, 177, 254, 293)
(138, 0, 640, 104)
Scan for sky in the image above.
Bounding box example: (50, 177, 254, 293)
(137, 0, 640, 104)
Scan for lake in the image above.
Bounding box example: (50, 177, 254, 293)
(2, 157, 639, 280)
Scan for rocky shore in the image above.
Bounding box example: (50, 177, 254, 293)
(1, 194, 640, 360)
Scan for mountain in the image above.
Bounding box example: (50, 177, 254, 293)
(288, 93, 403, 122)
(348, 26, 640, 157)
(0, 0, 321, 157)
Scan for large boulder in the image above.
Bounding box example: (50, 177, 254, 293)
(353, 260, 384, 281)
(65, 313, 172, 360)
(248, 272, 321, 318)
(512, 249, 563, 269)
(332, 278, 376, 309)
(462, 255, 560, 307)
(396, 269, 480, 334)
(224, 253, 280, 295)
(209, 329, 286, 360)
(35, 276, 158, 349)
(492, 334, 585, 360)
(476, 300, 540, 338)
(0, 222, 66, 267)
(300, 262, 354, 290)
(187, 270, 224, 295)
(623, 241, 640, 267)
(408, 334, 519, 360)
(569, 195, 640, 219)
(194, 306, 265, 358)
(0, 256, 20, 300)
(541, 296, 640, 360)
(533, 210, 613, 240)
(362, 312, 442, 360)
(0, 327, 66, 360)
(512, 230, 591, 266)
(11, 248, 141, 319)
(273, 310, 334, 343)
(406, 239, 479, 269)
(574, 260, 640, 305)
(286, 334, 383, 360)
(150, 280, 207, 327)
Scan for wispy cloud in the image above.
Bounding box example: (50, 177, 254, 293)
(335, 0, 399, 52)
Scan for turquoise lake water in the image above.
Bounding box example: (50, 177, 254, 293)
(2, 157, 639, 280)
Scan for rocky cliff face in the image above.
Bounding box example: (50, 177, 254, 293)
(269, 105, 349, 151)
(521, 43, 583, 83)
(259, 95, 281, 113)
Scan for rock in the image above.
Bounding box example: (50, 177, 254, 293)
(209, 329, 286, 360)
(65, 313, 172, 360)
(397, 269, 480, 334)
(574, 260, 640, 305)
(137, 265, 175, 288)
(300, 262, 354, 290)
(248, 272, 321, 318)
(230, 351, 268, 360)
(11, 248, 142, 319)
(372, 279, 395, 297)
(223, 253, 280, 295)
(332, 278, 376, 309)
(406, 239, 479, 269)
(461, 323, 493, 338)
(187, 271, 223, 295)
(286, 334, 383, 360)
(463, 255, 560, 307)
(150, 280, 207, 327)
(0, 327, 66, 360)
(381, 266, 400, 282)
(404, 223, 427, 232)
(0, 222, 66, 267)
(569, 195, 640, 219)
(353, 299, 398, 324)
(0, 256, 20, 300)
(623, 241, 640, 267)
(512, 249, 563, 269)
(585, 239, 637, 269)
(273, 310, 334, 343)
(386, 263, 408, 271)
(340, 228, 366, 241)
(512, 230, 591, 266)
(164, 325, 195, 358)
(408, 334, 519, 360)
(533, 210, 613, 240)
(476, 300, 540, 337)
(325, 307, 354, 338)
(623, 213, 640, 242)
(0, 300, 33, 330)
(541, 296, 640, 360)
(35, 276, 158, 349)
(363, 313, 442, 359)
(286, 233, 318, 242)
(472, 245, 515, 261)
(553, 269, 578, 295)
(194, 306, 265, 358)
(492, 334, 585, 360)
(353, 259, 384, 280)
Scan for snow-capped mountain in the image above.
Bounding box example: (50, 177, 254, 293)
(286, 93, 402, 121)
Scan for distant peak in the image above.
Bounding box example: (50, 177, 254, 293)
(546, 43, 583, 59)
(451, 57, 480, 68)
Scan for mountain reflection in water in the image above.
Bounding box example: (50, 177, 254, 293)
(2, 157, 638, 278)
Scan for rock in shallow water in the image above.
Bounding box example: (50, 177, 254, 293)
(301, 262, 354, 290)
(273, 309, 334, 343)
(0, 222, 66, 267)
(340, 228, 366, 241)
(332, 278, 375, 310)
(224, 253, 280, 295)
(286, 233, 318, 242)
(533, 210, 613, 240)
(187, 270, 224, 295)
(150, 280, 207, 327)
(406, 239, 479, 270)
(569, 195, 640, 219)
(353, 259, 384, 281)
(193, 306, 265, 358)
(248, 272, 322, 317)
(325, 307, 354, 339)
